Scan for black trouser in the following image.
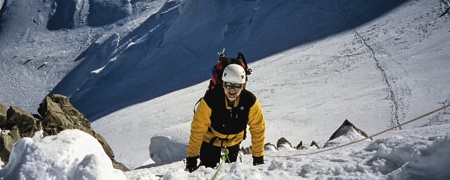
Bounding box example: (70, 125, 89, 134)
(199, 141, 240, 168)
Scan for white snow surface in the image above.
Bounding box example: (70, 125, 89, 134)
(1, 0, 450, 179)
(0, 130, 126, 180)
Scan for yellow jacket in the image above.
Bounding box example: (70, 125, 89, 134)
(187, 89, 265, 158)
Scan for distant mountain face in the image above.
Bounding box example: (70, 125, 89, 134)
(0, 0, 164, 113)
(0, 0, 5, 15)
(46, 0, 133, 30)
(0, 0, 410, 120)
(49, 0, 409, 121)
(0, 0, 155, 31)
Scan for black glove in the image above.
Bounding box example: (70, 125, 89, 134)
(252, 156, 264, 166)
(186, 156, 199, 173)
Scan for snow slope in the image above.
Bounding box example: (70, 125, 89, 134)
(1, 0, 409, 120)
(0, 130, 126, 180)
(91, 0, 450, 170)
(1, 0, 450, 179)
(0, 0, 165, 114)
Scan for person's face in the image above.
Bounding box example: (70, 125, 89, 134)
(223, 82, 244, 102)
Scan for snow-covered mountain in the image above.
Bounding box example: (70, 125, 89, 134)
(2, 0, 409, 120)
(1, 0, 450, 179)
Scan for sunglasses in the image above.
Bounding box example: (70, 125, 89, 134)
(224, 82, 243, 89)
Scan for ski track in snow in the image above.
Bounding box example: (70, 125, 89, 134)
(336, 0, 407, 130)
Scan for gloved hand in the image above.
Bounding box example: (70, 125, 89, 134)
(252, 156, 264, 166)
(185, 156, 199, 173)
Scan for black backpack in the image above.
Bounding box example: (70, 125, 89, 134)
(208, 49, 252, 90)
(194, 49, 252, 112)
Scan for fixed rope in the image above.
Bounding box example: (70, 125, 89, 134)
(211, 148, 229, 180)
(269, 103, 450, 157)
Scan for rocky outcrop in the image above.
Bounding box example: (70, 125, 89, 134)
(0, 103, 40, 162)
(0, 94, 128, 171)
(276, 137, 293, 149)
(38, 94, 93, 136)
(240, 120, 370, 155)
(324, 119, 371, 148)
(327, 119, 370, 142)
(295, 140, 320, 150)
(241, 138, 320, 155)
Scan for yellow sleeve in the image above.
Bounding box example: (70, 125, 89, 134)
(248, 99, 265, 157)
(187, 98, 211, 157)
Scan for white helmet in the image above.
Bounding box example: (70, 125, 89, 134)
(222, 64, 246, 84)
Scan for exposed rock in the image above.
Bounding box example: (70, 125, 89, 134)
(295, 140, 320, 150)
(6, 106, 41, 137)
(264, 142, 277, 151)
(240, 145, 252, 155)
(0, 104, 40, 162)
(237, 141, 281, 155)
(0, 94, 129, 171)
(324, 119, 371, 147)
(38, 95, 92, 136)
(243, 139, 321, 154)
(0, 128, 17, 163)
(242, 142, 278, 155)
(295, 141, 305, 150)
(0, 103, 6, 126)
(276, 137, 292, 148)
(328, 119, 370, 141)
(310, 141, 320, 149)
